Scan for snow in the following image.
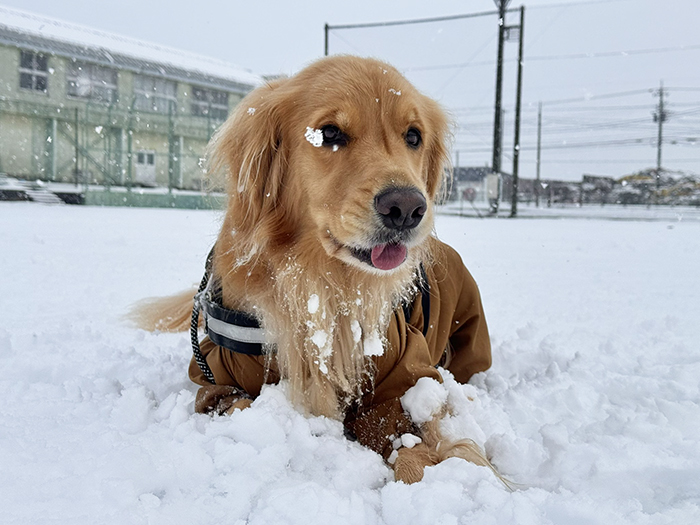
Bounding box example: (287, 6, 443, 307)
(351, 319, 362, 343)
(1, 201, 700, 524)
(400, 434, 423, 449)
(401, 377, 449, 424)
(305, 127, 323, 148)
(363, 330, 384, 357)
(311, 328, 332, 375)
(307, 294, 320, 314)
(0, 5, 262, 87)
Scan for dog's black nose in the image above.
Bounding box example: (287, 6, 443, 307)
(374, 187, 427, 230)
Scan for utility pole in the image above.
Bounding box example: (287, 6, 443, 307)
(490, 0, 511, 214)
(73, 107, 79, 187)
(324, 23, 329, 56)
(509, 5, 525, 218)
(167, 102, 175, 194)
(653, 80, 667, 203)
(535, 102, 542, 207)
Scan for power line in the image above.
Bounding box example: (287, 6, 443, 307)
(452, 88, 699, 125)
(455, 137, 656, 152)
(516, 157, 700, 164)
(401, 44, 700, 72)
(539, 89, 653, 105)
(527, 0, 633, 9)
(326, 8, 515, 30)
(528, 43, 700, 62)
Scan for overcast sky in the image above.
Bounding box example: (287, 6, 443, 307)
(2, 0, 699, 180)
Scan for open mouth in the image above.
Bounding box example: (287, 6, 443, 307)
(349, 242, 408, 271)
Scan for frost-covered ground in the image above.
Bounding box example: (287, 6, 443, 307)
(1, 202, 699, 524)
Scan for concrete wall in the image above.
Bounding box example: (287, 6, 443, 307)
(84, 188, 226, 209)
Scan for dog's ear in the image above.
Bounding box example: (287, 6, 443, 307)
(423, 99, 452, 201)
(207, 79, 289, 229)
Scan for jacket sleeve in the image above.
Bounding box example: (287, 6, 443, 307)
(188, 337, 268, 414)
(344, 314, 441, 459)
(443, 248, 492, 384)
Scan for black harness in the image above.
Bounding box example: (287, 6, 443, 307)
(190, 248, 430, 385)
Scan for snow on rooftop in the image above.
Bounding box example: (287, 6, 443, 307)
(0, 4, 262, 88)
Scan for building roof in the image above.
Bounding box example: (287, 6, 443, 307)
(453, 166, 492, 182)
(0, 5, 262, 94)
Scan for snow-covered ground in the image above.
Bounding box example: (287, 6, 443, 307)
(1, 202, 699, 524)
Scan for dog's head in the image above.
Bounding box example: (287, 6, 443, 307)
(210, 56, 450, 274)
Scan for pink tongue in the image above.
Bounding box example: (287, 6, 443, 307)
(371, 243, 407, 271)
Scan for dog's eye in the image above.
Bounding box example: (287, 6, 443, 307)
(405, 128, 422, 149)
(321, 125, 348, 148)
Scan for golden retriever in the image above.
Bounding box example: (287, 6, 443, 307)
(135, 55, 500, 484)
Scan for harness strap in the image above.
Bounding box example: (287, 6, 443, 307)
(190, 248, 217, 384)
(402, 264, 431, 337)
(202, 299, 267, 355)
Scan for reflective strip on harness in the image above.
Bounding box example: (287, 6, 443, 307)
(206, 316, 266, 345)
(198, 293, 268, 356)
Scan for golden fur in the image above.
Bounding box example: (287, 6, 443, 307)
(134, 56, 504, 484)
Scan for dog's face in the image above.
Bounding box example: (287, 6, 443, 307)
(212, 56, 449, 274)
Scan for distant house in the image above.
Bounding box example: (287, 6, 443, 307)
(581, 174, 615, 204)
(613, 168, 700, 206)
(0, 6, 261, 190)
(450, 167, 493, 202)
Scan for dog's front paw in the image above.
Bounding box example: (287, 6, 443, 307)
(392, 443, 438, 484)
(224, 397, 253, 415)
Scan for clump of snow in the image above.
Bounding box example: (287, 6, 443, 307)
(350, 320, 362, 343)
(307, 294, 319, 314)
(247, 107, 256, 115)
(310, 329, 328, 350)
(304, 127, 323, 147)
(388, 88, 402, 96)
(400, 433, 422, 449)
(387, 449, 399, 465)
(401, 377, 448, 424)
(309, 327, 333, 375)
(363, 330, 384, 357)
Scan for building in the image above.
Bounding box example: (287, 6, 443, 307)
(0, 6, 261, 191)
(450, 167, 492, 203)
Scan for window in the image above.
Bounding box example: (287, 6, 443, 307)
(67, 61, 118, 104)
(191, 87, 228, 121)
(19, 50, 48, 93)
(136, 152, 155, 165)
(134, 75, 177, 114)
